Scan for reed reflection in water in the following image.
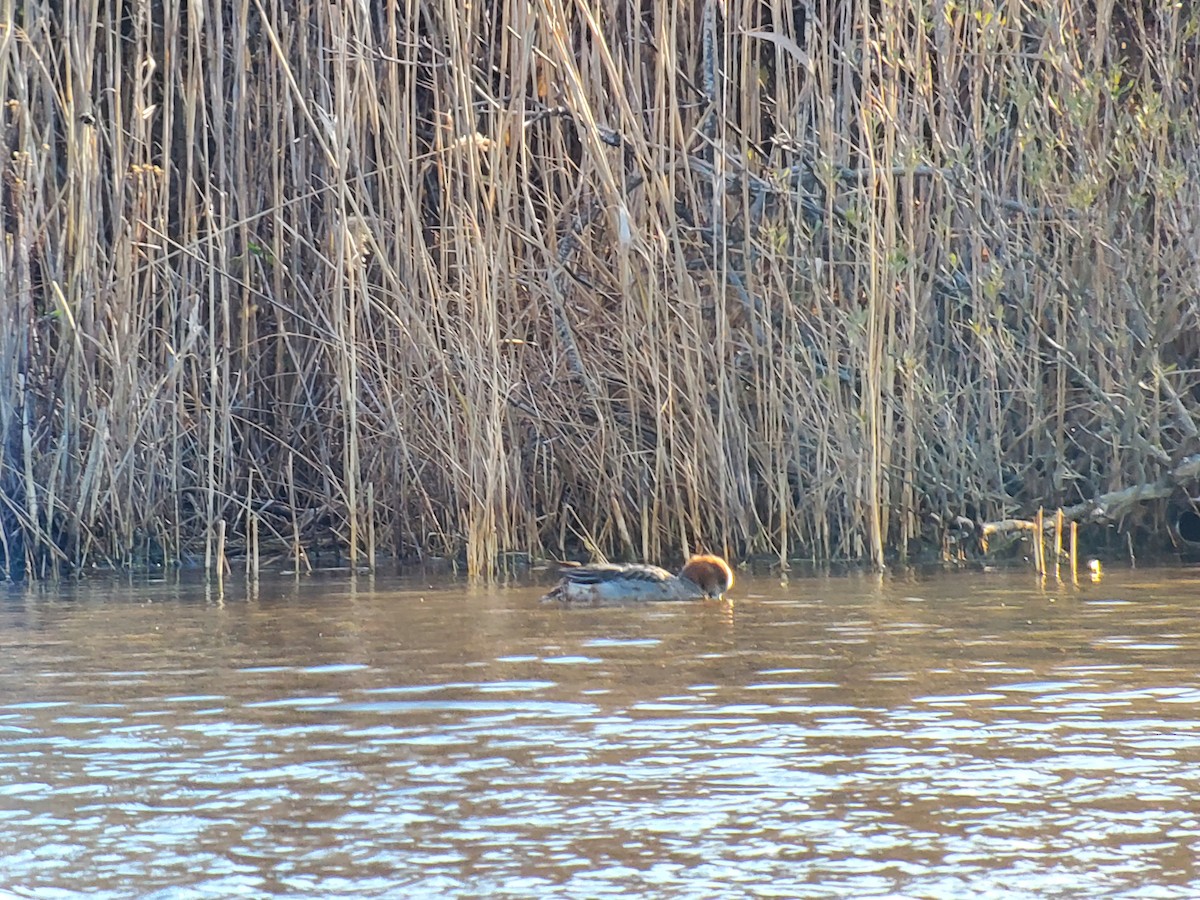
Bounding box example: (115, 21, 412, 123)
(0, 568, 1199, 897)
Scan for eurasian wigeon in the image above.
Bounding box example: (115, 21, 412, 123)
(542, 554, 734, 603)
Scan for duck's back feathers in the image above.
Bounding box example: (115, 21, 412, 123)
(555, 562, 675, 586)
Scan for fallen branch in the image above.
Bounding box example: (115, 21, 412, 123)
(981, 453, 1200, 538)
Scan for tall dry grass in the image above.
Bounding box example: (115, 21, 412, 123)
(0, 0, 1197, 577)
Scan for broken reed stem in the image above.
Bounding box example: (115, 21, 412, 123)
(1070, 521, 1079, 585)
(1054, 508, 1064, 578)
(246, 469, 257, 581)
(367, 482, 376, 573)
(248, 511, 260, 581)
(215, 519, 228, 582)
(1034, 508, 1045, 577)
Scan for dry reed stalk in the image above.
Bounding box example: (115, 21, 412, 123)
(1070, 521, 1079, 585)
(0, 0, 1196, 577)
(1034, 508, 1045, 576)
(216, 519, 227, 588)
(1054, 508, 1064, 578)
(367, 482, 376, 573)
(248, 510, 259, 581)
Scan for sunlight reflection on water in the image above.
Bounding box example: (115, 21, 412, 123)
(0, 567, 1199, 897)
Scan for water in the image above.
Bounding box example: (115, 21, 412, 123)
(1, 567, 1200, 898)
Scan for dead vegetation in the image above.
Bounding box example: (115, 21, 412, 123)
(0, 1, 1198, 577)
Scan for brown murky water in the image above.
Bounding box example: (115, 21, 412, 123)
(1, 566, 1200, 897)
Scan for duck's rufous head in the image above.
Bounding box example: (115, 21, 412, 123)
(679, 554, 734, 599)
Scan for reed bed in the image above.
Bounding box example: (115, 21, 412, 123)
(0, 0, 1197, 577)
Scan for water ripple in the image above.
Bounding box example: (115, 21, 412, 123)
(1, 570, 1199, 897)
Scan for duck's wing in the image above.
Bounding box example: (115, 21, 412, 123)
(559, 563, 674, 585)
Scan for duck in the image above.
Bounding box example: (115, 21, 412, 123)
(542, 554, 734, 603)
